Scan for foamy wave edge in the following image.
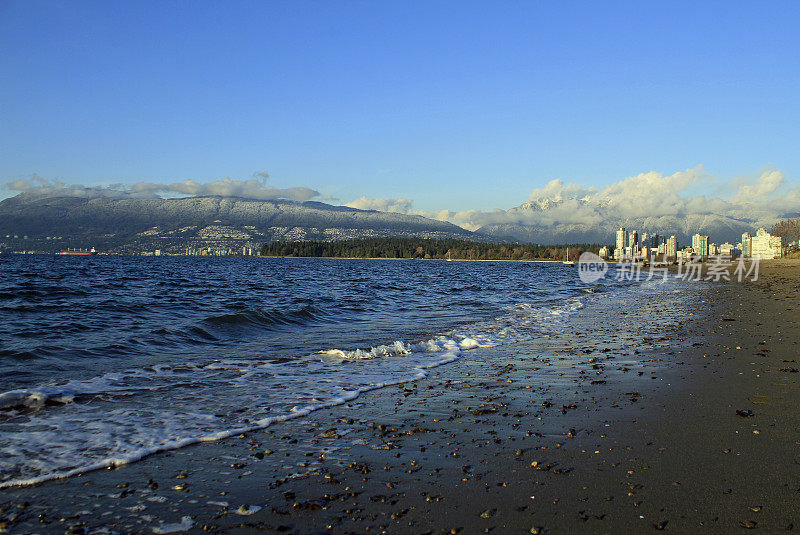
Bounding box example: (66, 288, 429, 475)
(0, 342, 468, 489)
(0, 297, 585, 489)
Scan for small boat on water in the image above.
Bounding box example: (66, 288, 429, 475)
(58, 247, 97, 256)
(562, 247, 575, 267)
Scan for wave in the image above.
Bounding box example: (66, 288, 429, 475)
(0, 296, 585, 489)
(204, 305, 329, 329)
(0, 285, 91, 301)
(0, 343, 466, 489)
(319, 336, 482, 362)
(0, 348, 43, 361)
(148, 305, 336, 345)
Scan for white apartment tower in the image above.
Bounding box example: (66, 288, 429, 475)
(746, 228, 782, 259)
(616, 228, 628, 251)
(666, 235, 678, 259)
(629, 230, 638, 248)
(691, 234, 709, 259)
(615, 228, 628, 259)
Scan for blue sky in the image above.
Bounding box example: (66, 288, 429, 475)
(1, 1, 799, 211)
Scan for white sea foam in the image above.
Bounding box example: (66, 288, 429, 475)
(234, 505, 263, 516)
(0, 296, 585, 489)
(152, 516, 194, 534)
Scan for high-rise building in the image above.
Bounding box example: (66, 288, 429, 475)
(616, 228, 628, 253)
(666, 235, 678, 259)
(741, 232, 752, 257)
(692, 234, 709, 260)
(629, 230, 638, 248)
(749, 228, 782, 259)
(648, 233, 663, 248)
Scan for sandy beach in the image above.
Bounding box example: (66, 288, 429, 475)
(2, 261, 799, 534)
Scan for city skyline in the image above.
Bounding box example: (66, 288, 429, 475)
(610, 225, 785, 261)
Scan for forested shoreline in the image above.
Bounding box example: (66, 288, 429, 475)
(259, 238, 604, 261)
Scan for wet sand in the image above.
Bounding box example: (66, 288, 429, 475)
(2, 261, 800, 534)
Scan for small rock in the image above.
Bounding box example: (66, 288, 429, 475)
(234, 504, 263, 516)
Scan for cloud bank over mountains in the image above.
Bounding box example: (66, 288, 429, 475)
(344, 166, 800, 241)
(6, 173, 321, 202)
(4, 166, 798, 244)
(344, 196, 460, 228)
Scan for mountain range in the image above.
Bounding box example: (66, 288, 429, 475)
(0, 191, 776, 253)
(0, 193, 475, 254)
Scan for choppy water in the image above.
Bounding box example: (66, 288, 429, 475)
(0, 255, 655, 488)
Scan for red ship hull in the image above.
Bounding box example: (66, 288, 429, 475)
(58, 250, 97, 256)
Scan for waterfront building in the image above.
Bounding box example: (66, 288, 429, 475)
(692, 234, 709, 260)
(648, 233, 663, 248)
(741, 232, 752, 257)
(598, 246, 609, 259)
(748, 228, 782, 259)
(720, 242, 734, 256)
(629, 230, 638, 248)
(616, 228, 628, 253)
(666, 235, 678, 260)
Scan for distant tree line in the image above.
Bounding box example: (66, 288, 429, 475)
(259, 238, 603, 261)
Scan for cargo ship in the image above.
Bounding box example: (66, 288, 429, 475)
(58, 247, 97, 256)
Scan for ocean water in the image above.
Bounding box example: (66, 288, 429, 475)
(0, 255, 661, 488)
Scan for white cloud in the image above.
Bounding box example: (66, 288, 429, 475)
(8, 167, 798, 237)
(490, 167, 798, 229)
(529, 179, 596, 202)
(732, 169, 784, 203)
(344, 196, 416, 214)
(342, 196, 485, 231)
(341, 166, 799, 234)
(5, 174, 321, 202)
